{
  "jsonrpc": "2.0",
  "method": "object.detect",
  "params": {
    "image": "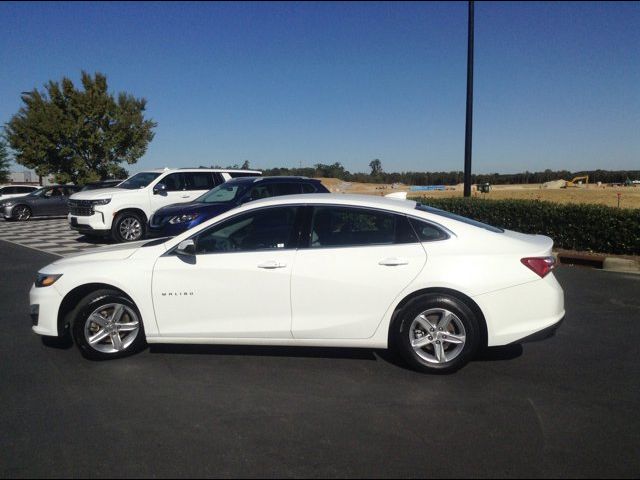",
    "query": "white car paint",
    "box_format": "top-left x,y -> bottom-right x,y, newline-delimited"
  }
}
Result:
30,194 -> 565,351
